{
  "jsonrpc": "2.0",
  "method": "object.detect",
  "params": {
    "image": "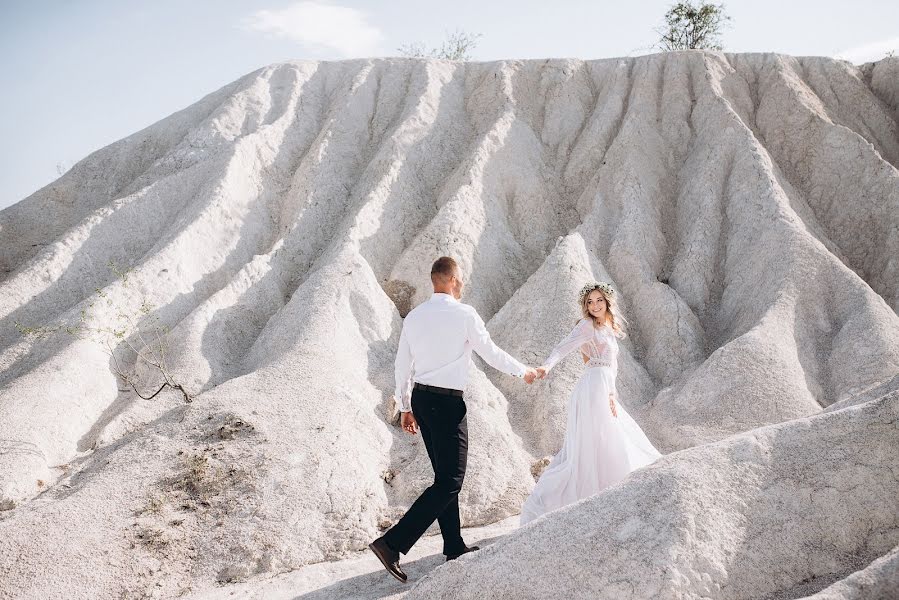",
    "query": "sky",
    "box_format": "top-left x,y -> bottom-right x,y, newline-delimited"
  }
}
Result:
1,0 -> 897,210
